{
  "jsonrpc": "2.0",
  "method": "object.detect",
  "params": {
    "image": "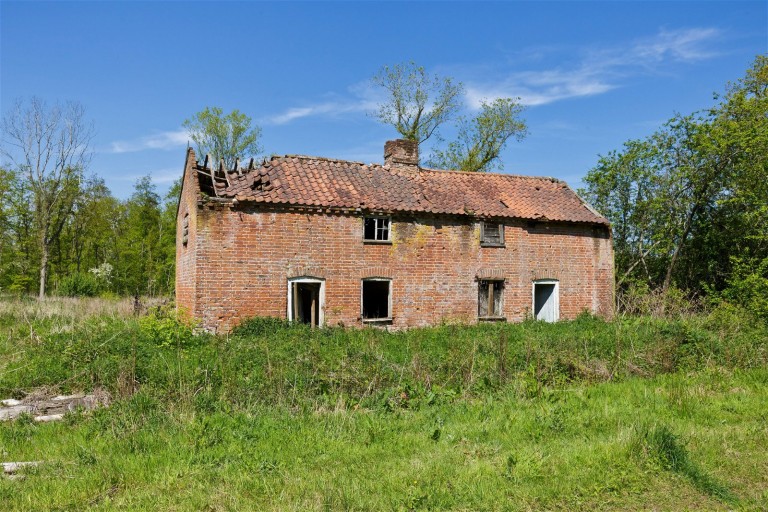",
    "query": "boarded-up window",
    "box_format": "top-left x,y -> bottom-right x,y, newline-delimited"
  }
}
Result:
364,217 -> 391,241
478,280 -> 504,318
481,221 -> 504,246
